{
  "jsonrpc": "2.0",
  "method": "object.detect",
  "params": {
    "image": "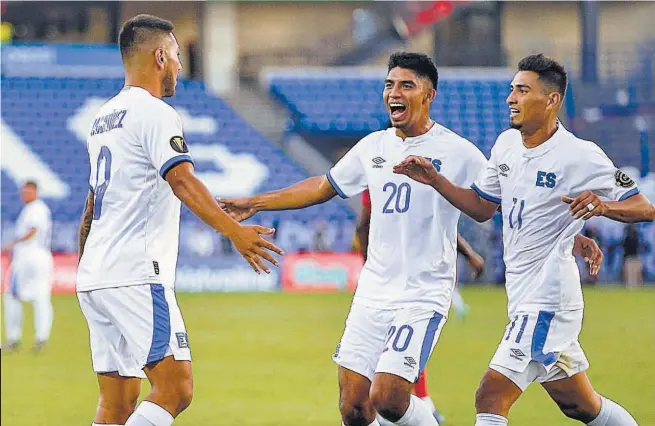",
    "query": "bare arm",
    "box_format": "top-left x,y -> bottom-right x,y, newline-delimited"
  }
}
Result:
457,233 -> 485,277
78,190 -> 94,262
2,227 -> 38,252
166,162 -> 283,274
563,192 -> 655,223
220,175 -> 338,222
393,156 -> 498,222
355,200 -> 371,261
